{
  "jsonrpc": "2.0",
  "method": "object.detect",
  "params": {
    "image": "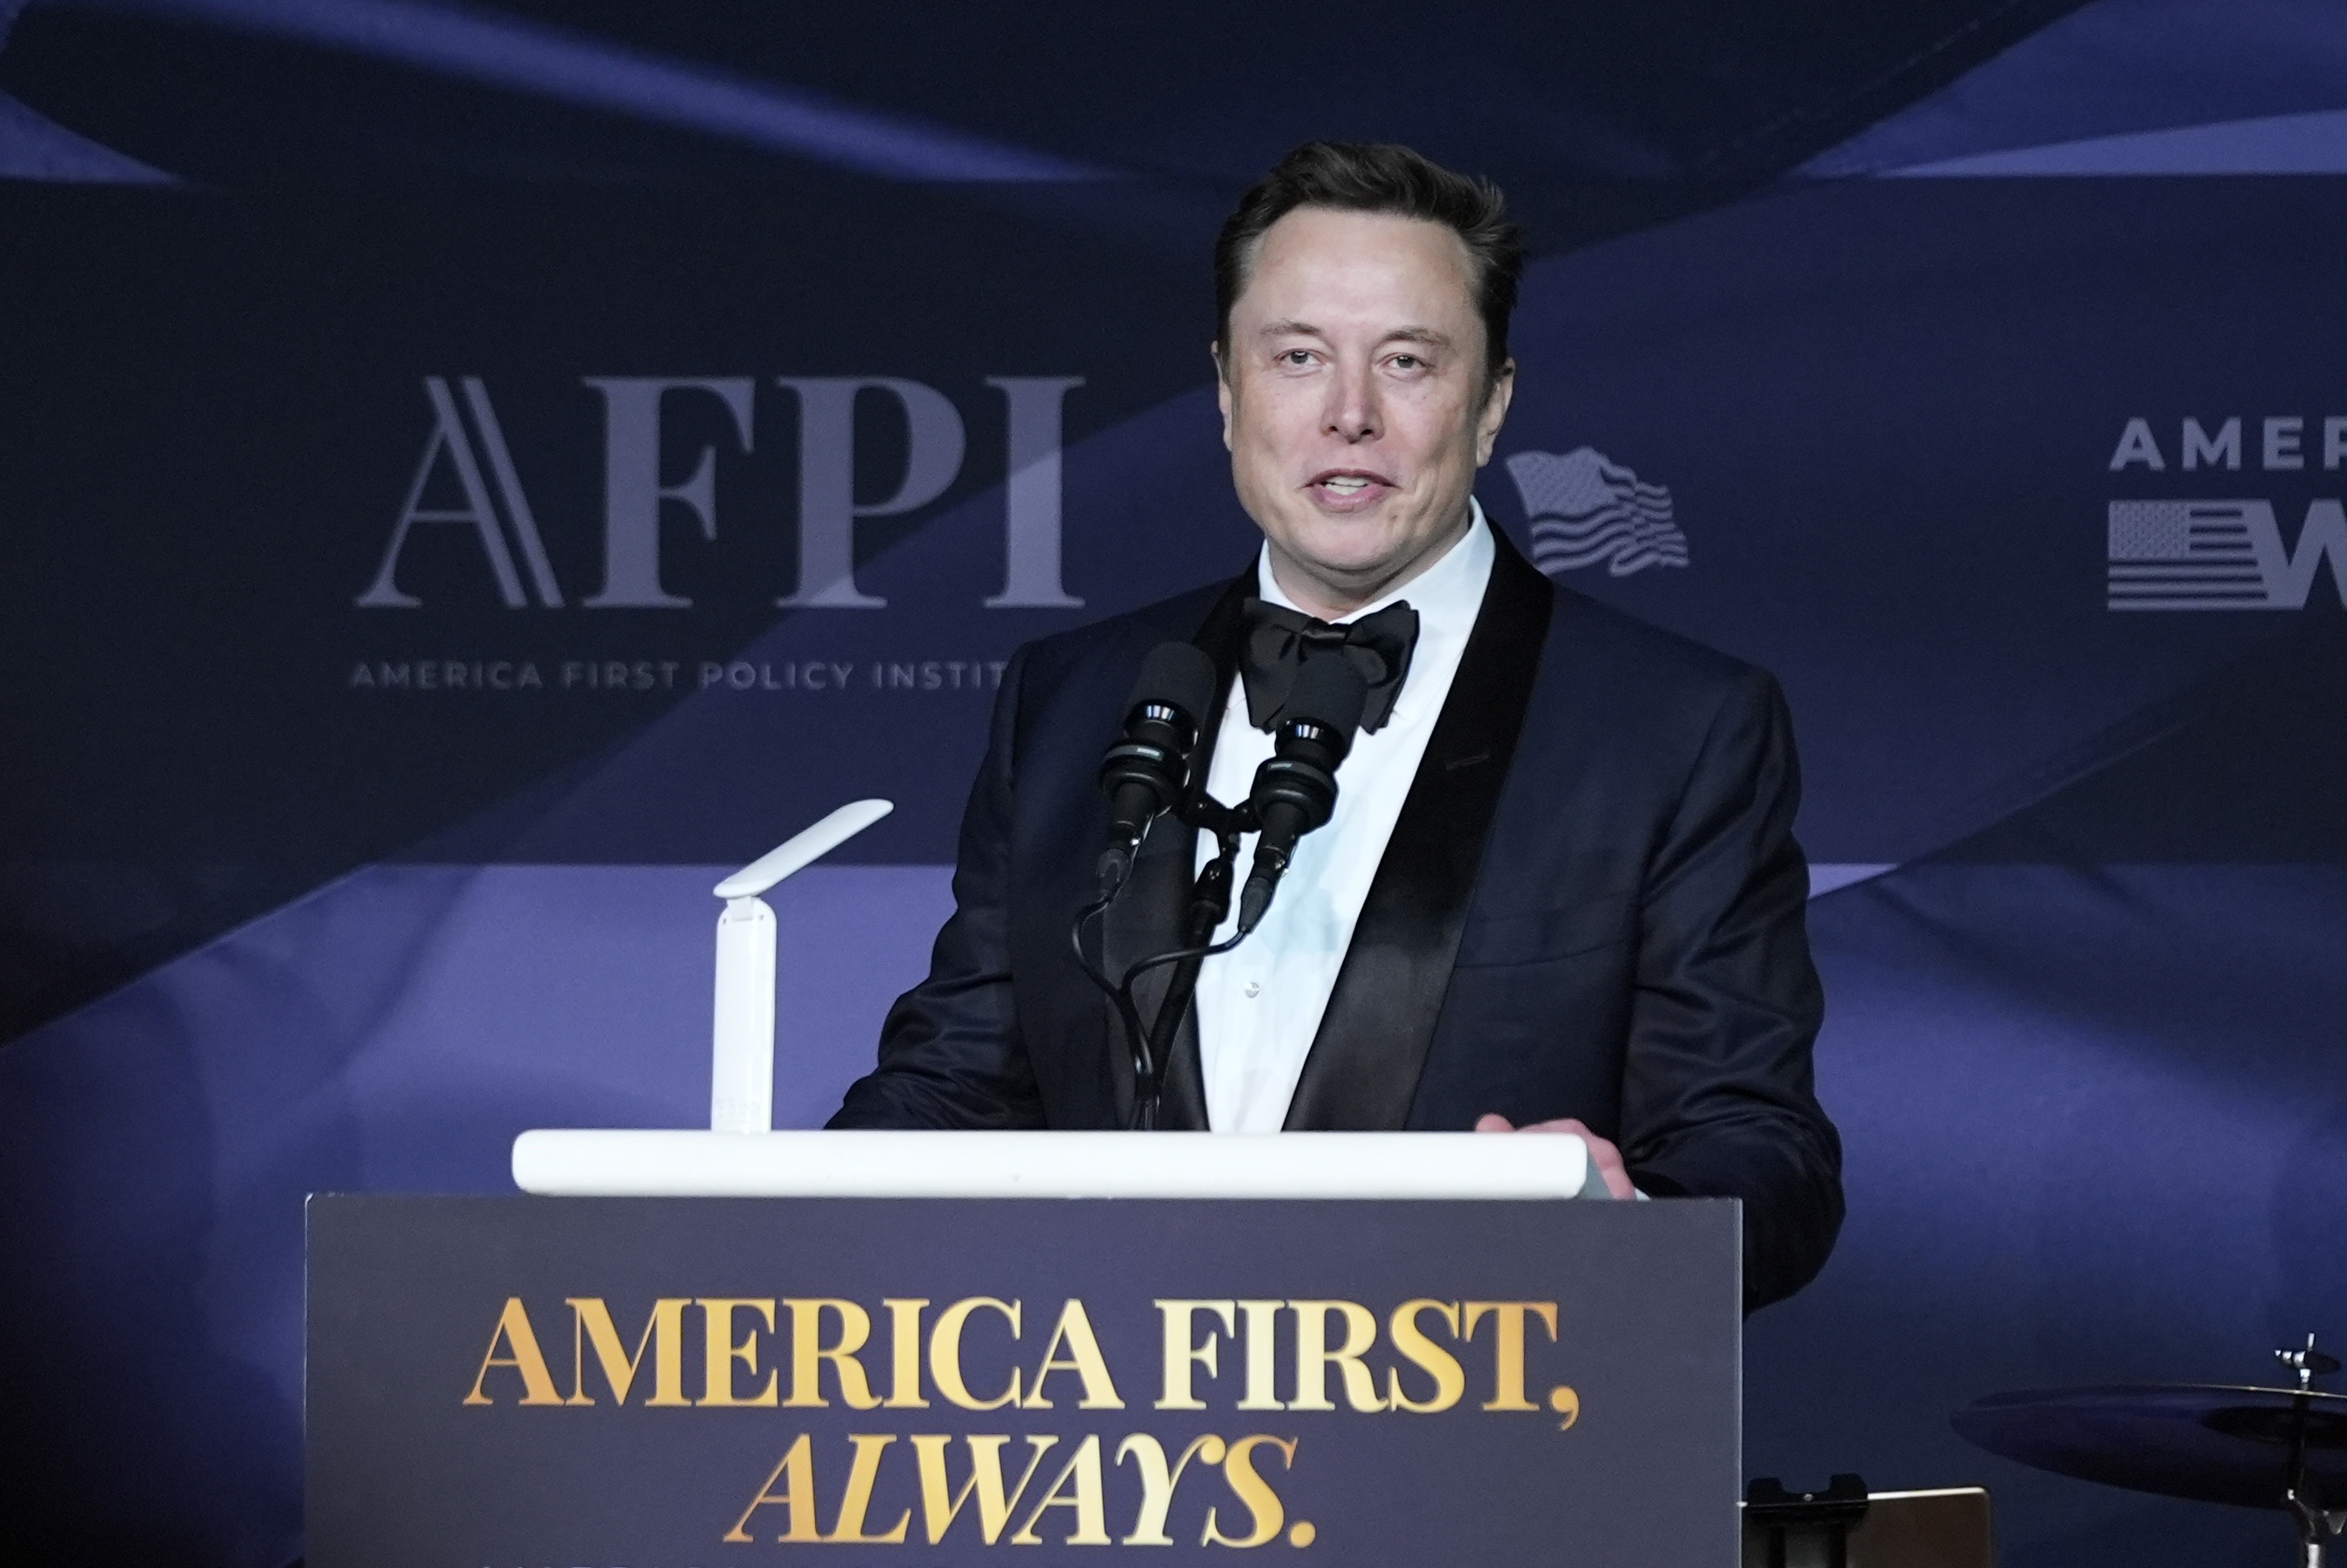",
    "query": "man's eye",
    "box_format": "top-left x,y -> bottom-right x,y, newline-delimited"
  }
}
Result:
1391,354 -> 1421,370
1280,350 -> 1314,366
